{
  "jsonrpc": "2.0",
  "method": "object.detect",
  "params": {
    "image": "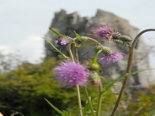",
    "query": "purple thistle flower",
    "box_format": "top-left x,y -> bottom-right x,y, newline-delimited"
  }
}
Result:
100,52 -> 124,64
92,25 -> 113,40
55,37 -> 69,45
54,61 -> 90,87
